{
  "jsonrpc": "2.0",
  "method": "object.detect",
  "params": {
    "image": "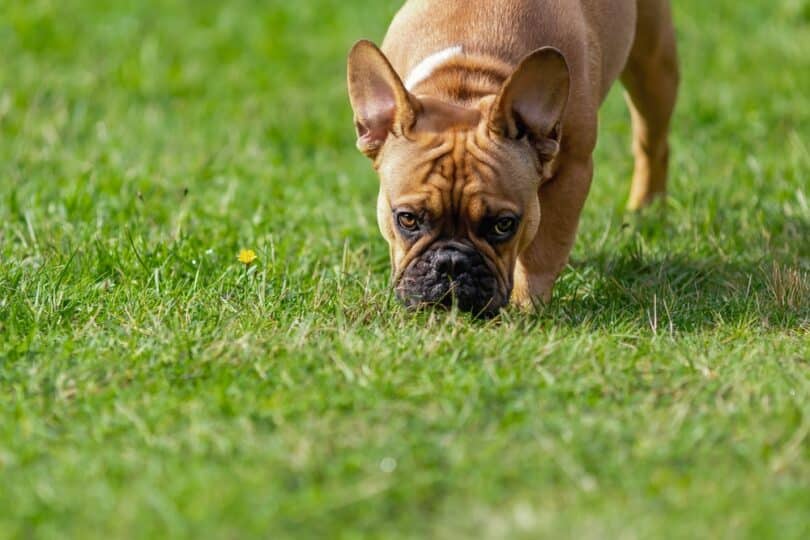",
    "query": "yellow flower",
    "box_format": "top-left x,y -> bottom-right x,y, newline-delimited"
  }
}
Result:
237,249 -> 257,265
